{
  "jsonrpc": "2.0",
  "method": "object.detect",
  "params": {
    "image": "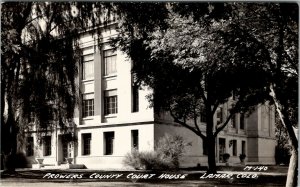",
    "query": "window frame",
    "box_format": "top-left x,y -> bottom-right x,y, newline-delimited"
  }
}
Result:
231,114 -> 236,128
217,107 -> 223,125
82,133 -> 91,155
43,136 -> 52,156
132,85 -> 139,113
104,90 -> 118,116
131,130 -> 139,151
232,140 -> 237,156
240,113 -> 245,130
103,49 -> 117,76
104,131 -> 115,155
82,94 -> 94,118
26,137 -> 34,156
242,140 -> 246,155
82,53 -> 94,80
